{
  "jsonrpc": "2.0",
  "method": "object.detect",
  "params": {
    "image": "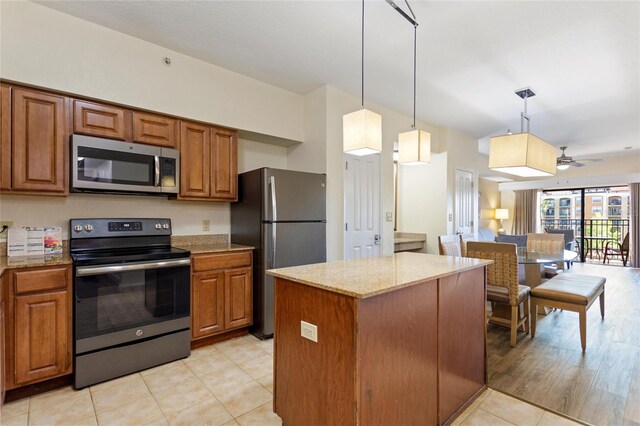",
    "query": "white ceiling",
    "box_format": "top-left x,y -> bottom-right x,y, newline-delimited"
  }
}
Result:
38,0 -> 640,159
